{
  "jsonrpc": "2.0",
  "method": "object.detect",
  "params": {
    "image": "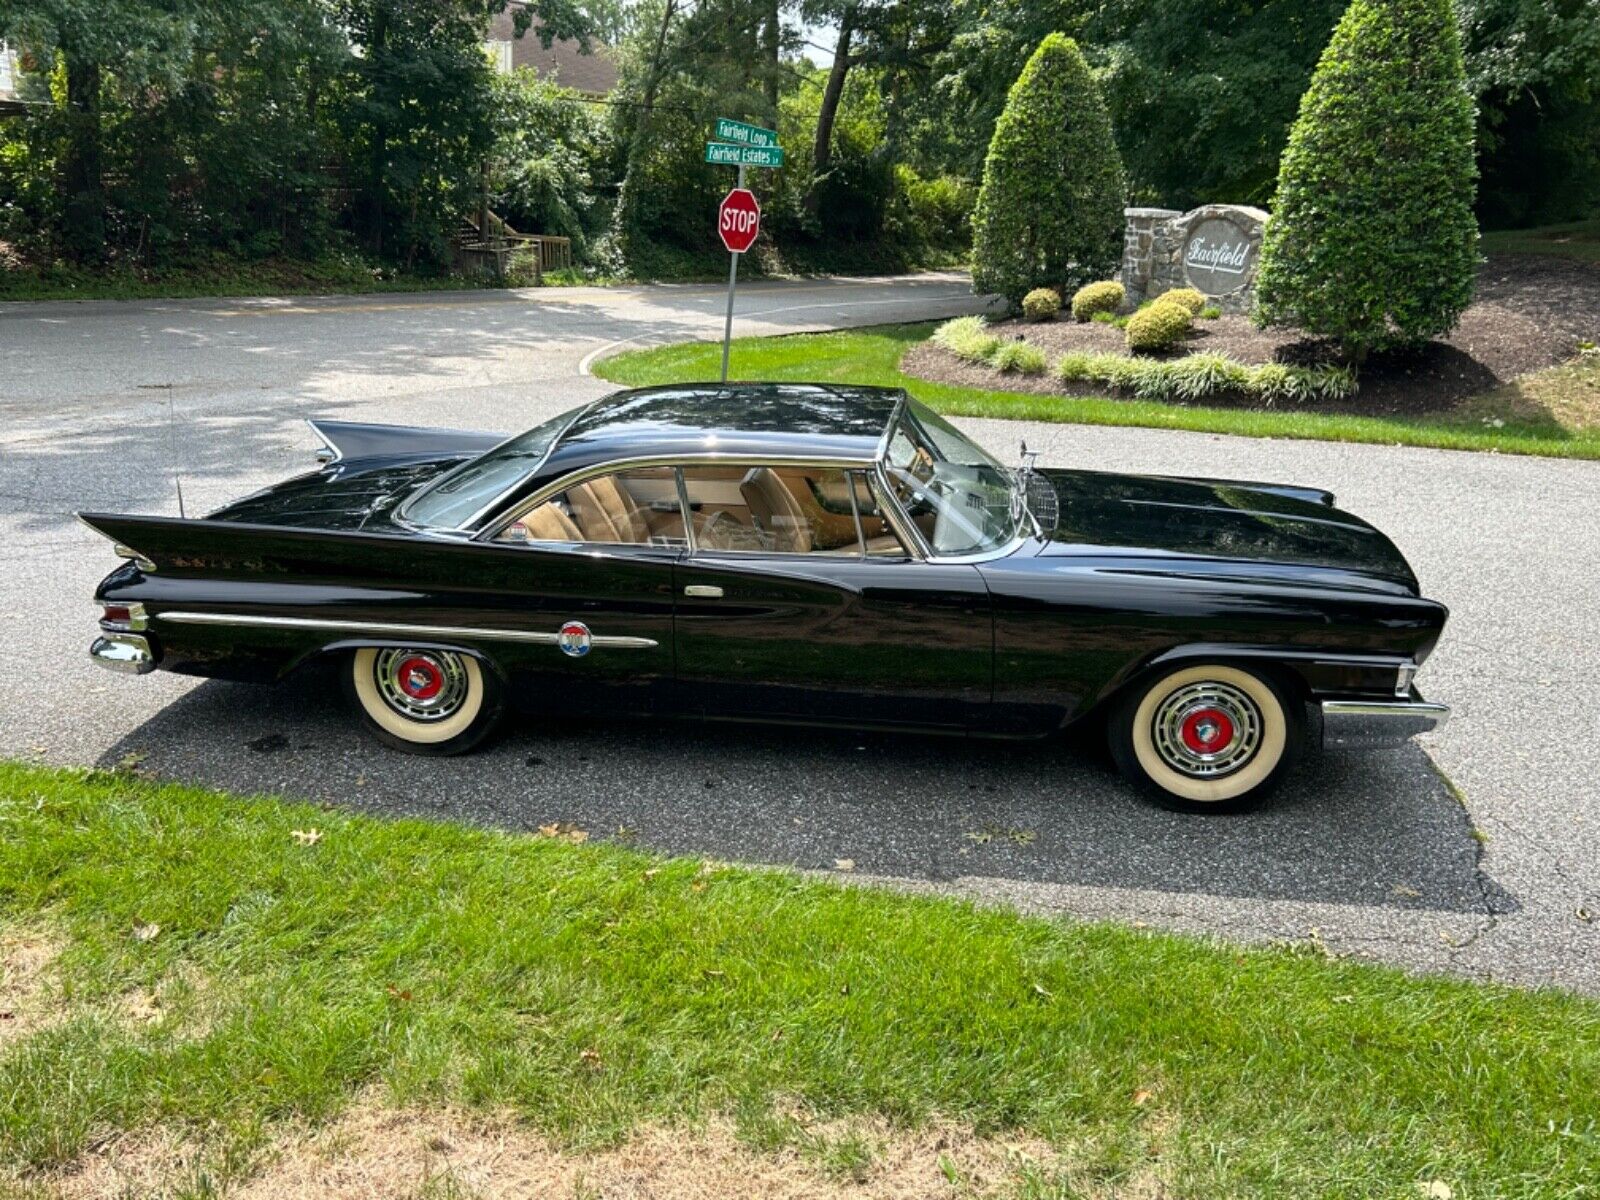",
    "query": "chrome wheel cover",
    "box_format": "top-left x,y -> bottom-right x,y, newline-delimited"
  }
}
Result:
1151,680 -> 1263,778
372,648 -> 470,723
